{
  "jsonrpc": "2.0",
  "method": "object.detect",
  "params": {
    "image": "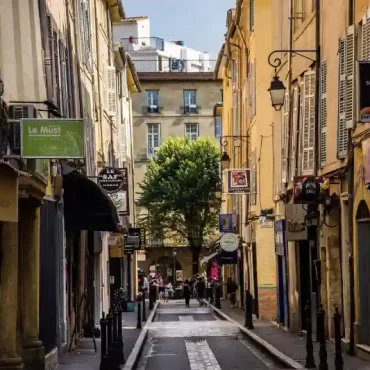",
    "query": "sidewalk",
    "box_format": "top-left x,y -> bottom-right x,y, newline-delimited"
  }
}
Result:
216,300 -> 370,370
57,302 -> 149,370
